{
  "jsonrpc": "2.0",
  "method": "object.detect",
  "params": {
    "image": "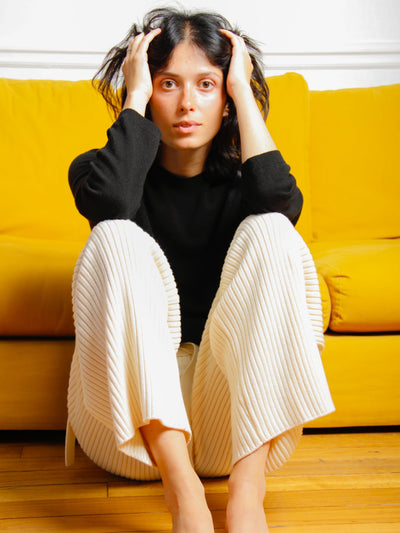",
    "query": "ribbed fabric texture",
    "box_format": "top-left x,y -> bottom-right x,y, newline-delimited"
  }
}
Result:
68,220 -> 189,479
191,213 -> 334,475
67,214 -> 334,480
